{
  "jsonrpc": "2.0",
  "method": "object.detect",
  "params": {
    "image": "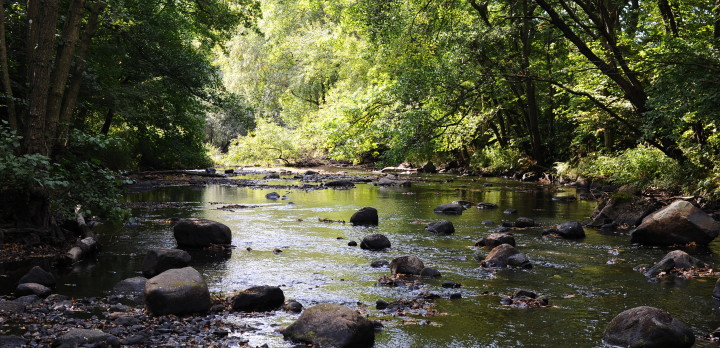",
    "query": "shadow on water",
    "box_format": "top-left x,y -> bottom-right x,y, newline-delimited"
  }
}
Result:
6,174 -> 720,347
